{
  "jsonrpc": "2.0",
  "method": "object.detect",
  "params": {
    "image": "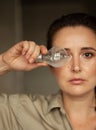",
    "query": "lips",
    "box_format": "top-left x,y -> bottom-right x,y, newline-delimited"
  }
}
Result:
69,78 -> 86,85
